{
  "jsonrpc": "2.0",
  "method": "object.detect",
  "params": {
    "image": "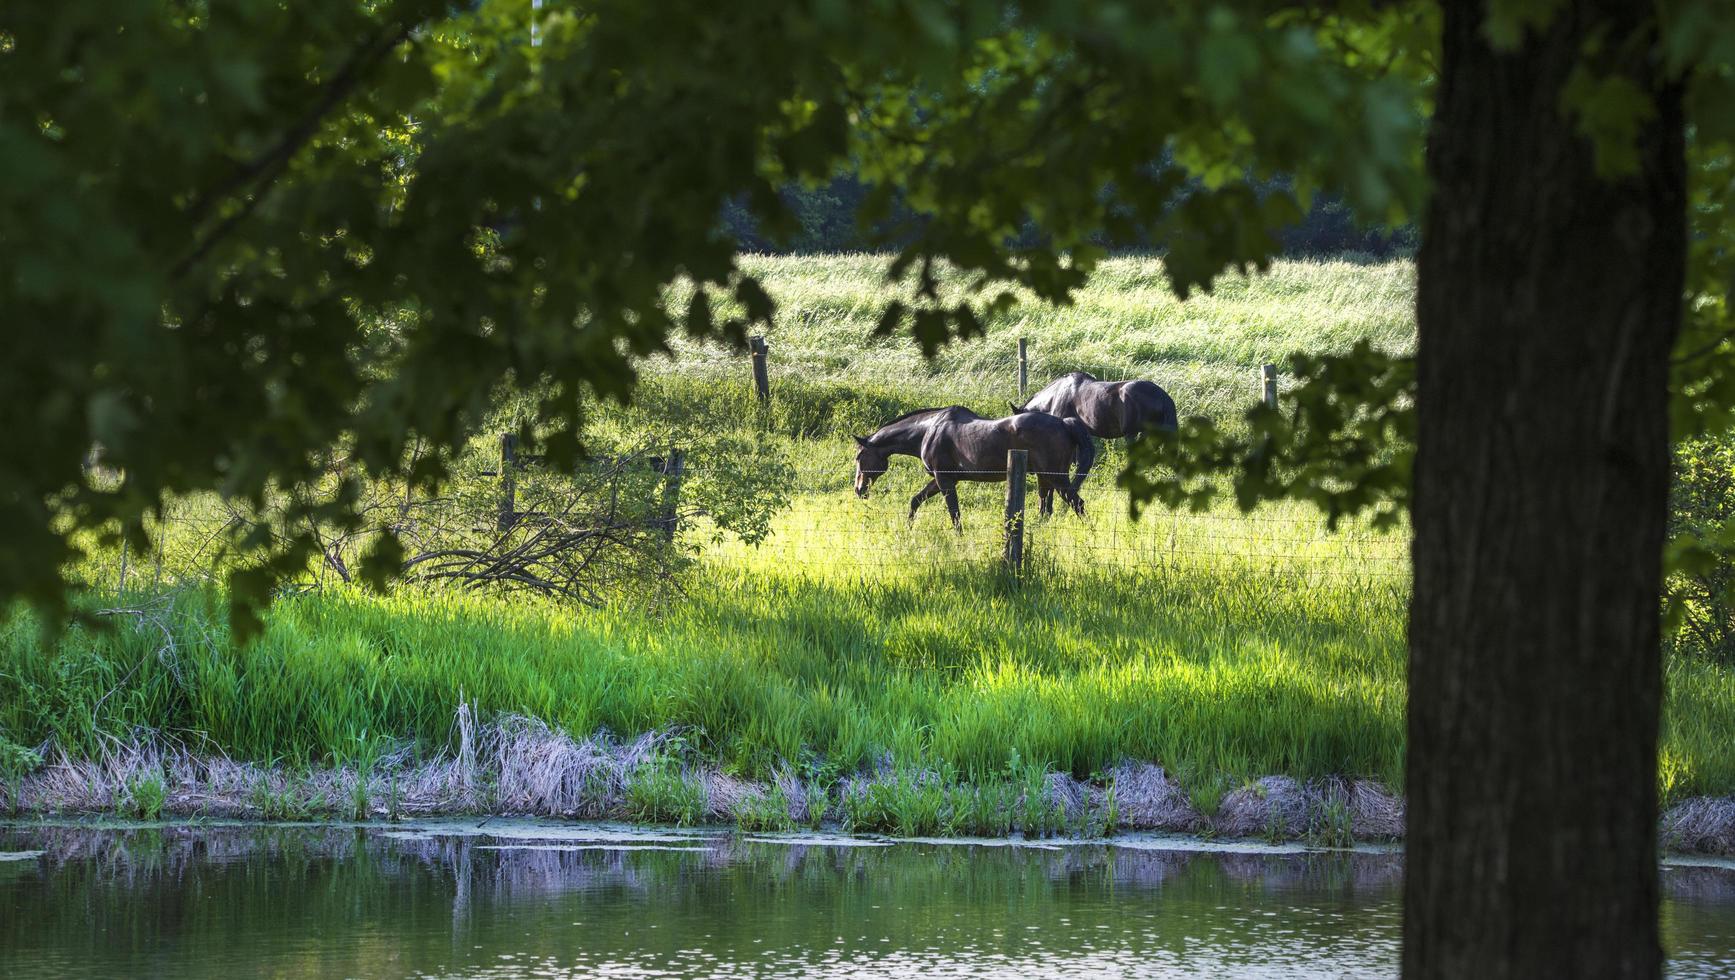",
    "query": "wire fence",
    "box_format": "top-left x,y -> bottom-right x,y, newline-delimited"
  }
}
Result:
688,457 -> 1409,588
78,351 -> 1378,596
79,449 -> 1410,599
